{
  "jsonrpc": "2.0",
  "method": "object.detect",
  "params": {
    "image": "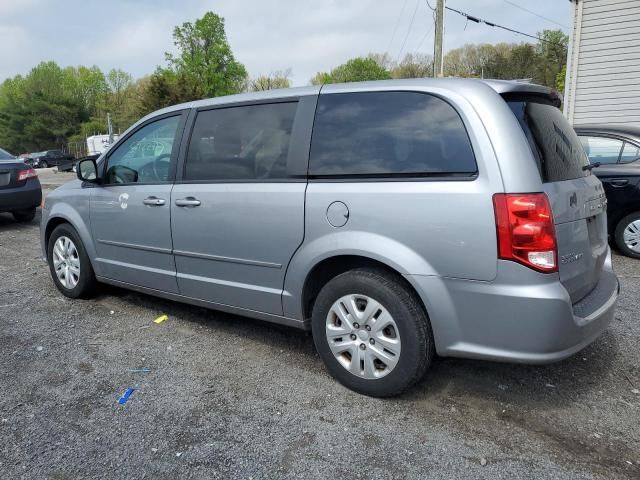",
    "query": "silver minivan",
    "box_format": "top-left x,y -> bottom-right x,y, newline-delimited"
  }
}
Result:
41,79 -> 619,397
